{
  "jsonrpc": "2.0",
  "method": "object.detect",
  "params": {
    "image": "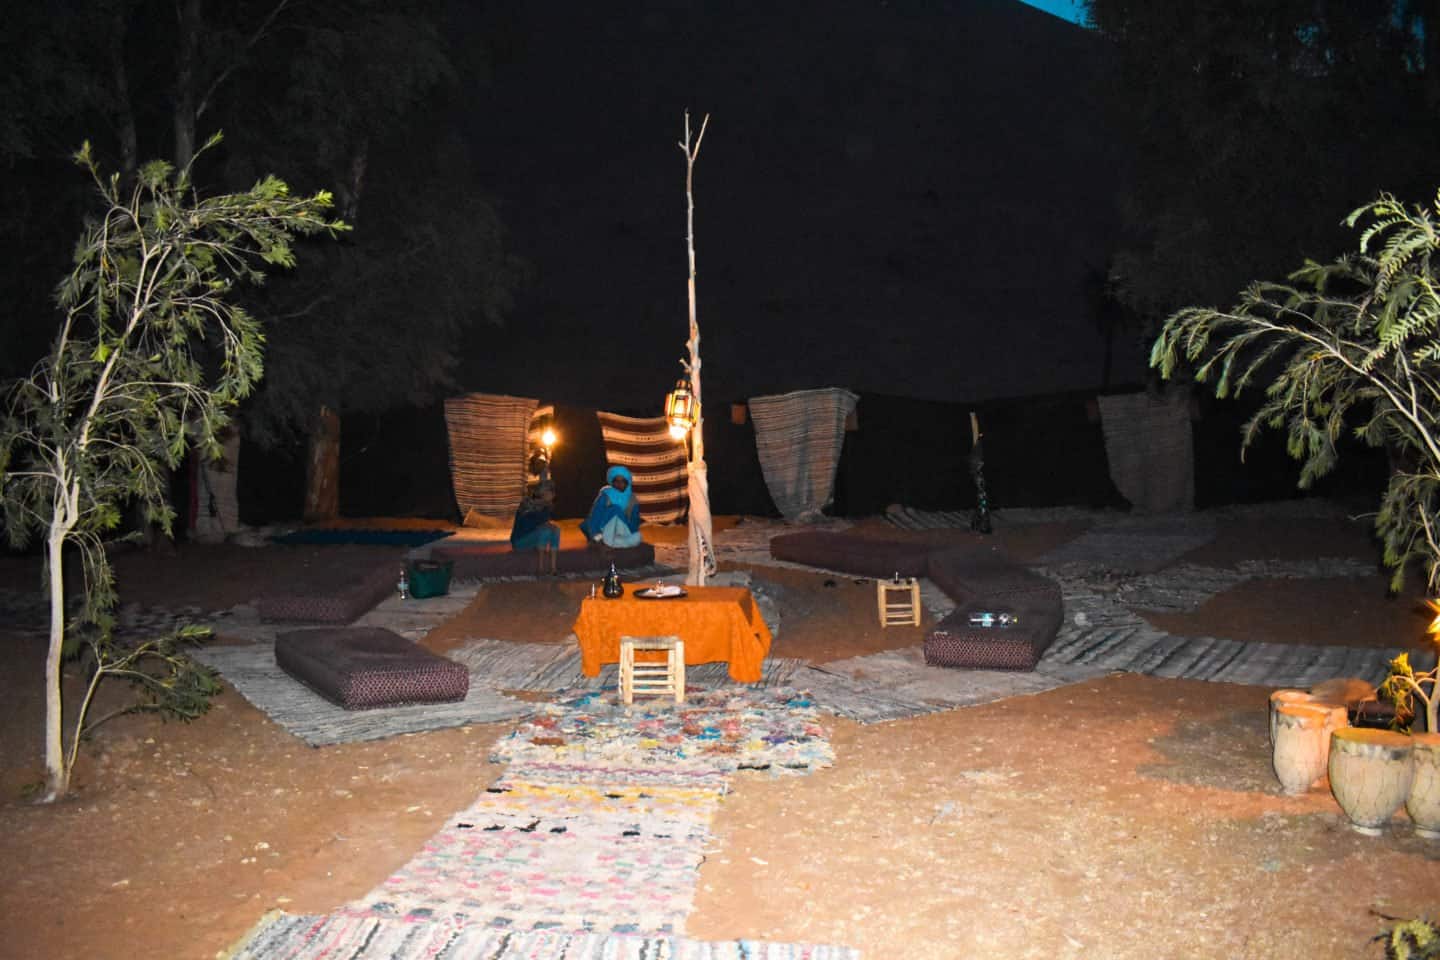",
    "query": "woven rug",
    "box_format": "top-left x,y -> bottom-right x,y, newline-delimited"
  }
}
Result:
748,388 -> 858,522
268,529 -> 452,547
450,639 -> 806,693
192,642 -> 532,746
443,392 -> 538,525
800,647 -> 1104,724
597,411 -> 689,524
226,912 -> 861,960
1034,516 -> 1217,574
345,779 -> 722,935
491,687 -> 835,777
